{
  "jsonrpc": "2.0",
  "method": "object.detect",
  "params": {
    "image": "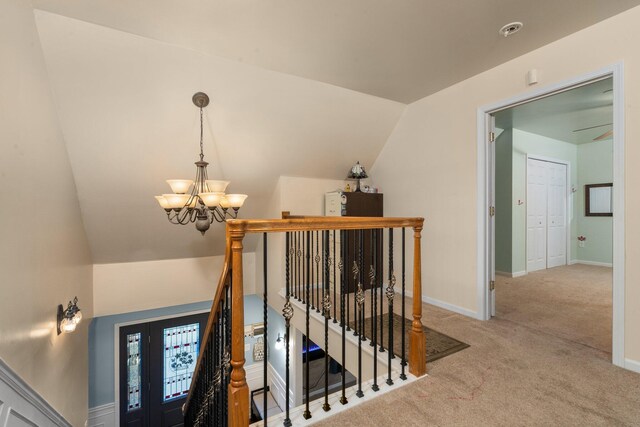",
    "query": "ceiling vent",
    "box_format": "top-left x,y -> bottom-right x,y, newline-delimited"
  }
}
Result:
499,22 -> 523,37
